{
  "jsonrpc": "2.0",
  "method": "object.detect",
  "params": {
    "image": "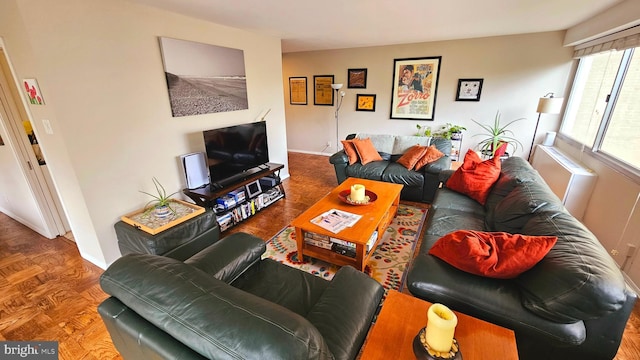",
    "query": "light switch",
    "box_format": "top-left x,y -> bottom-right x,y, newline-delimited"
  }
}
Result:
42,119 -> 53,134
